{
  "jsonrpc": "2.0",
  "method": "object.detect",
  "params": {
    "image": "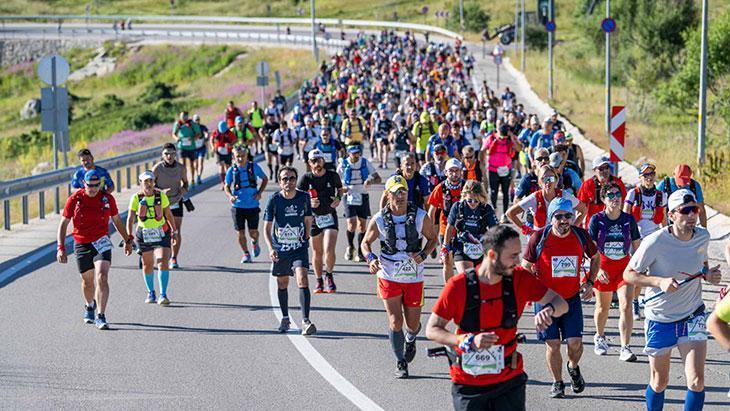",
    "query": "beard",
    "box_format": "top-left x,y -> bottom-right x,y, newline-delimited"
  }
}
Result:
555,221 -> 571,235
489,253 -> 514,277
